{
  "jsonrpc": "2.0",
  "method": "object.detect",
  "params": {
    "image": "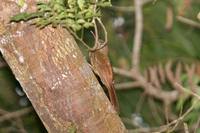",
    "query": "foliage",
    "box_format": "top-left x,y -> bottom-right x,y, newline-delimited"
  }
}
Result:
11,0 -> 111,31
